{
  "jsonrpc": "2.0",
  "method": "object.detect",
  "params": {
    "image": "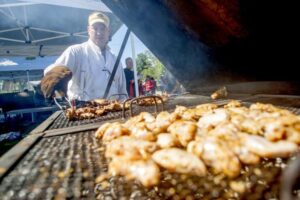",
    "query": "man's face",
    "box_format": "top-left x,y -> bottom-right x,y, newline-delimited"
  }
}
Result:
126,58 -> 133,69
88,22 -> 110,49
